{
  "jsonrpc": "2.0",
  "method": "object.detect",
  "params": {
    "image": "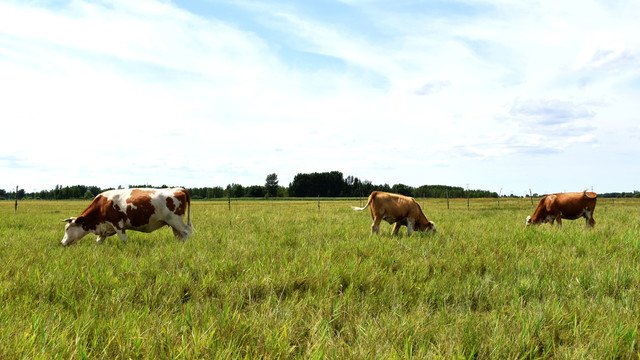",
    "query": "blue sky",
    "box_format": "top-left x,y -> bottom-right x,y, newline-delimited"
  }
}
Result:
1,0 -> 639,195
